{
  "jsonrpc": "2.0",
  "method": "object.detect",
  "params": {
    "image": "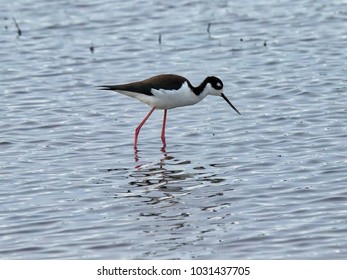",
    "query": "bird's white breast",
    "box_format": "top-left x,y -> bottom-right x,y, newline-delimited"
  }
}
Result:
149,82 -> 202,109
